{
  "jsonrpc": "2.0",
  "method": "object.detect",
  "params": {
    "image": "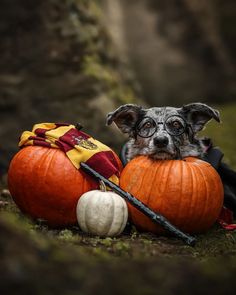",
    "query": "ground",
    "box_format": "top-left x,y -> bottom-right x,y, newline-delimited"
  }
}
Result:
0,104 -> 236,294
